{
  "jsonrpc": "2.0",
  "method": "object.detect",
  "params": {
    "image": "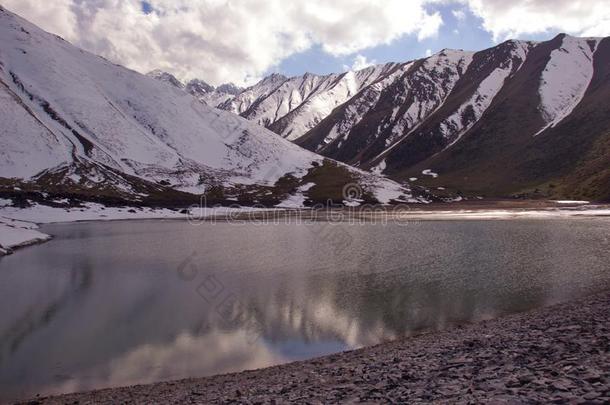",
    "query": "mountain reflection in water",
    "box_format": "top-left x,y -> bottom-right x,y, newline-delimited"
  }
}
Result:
0,218 -> 609,400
